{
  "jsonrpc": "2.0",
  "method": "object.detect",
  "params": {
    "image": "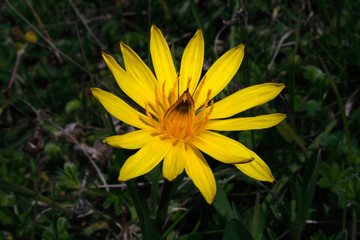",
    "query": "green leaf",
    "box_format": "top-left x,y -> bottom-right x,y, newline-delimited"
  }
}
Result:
223,219 -> 253,240
58,163 -> 81,190
82,221 -> 109,235
0,208 -> 14,224
334,231 -> 347,240
65,99 -> 82,114
214,181 -> 233,220
304,65 -> 325,81
127,179 -> 162,240
276,121 -> 308,155
71,234 -> 98,240
57,217 -> 70,239
318,162 -> 351,189
179,232 -> 204,240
